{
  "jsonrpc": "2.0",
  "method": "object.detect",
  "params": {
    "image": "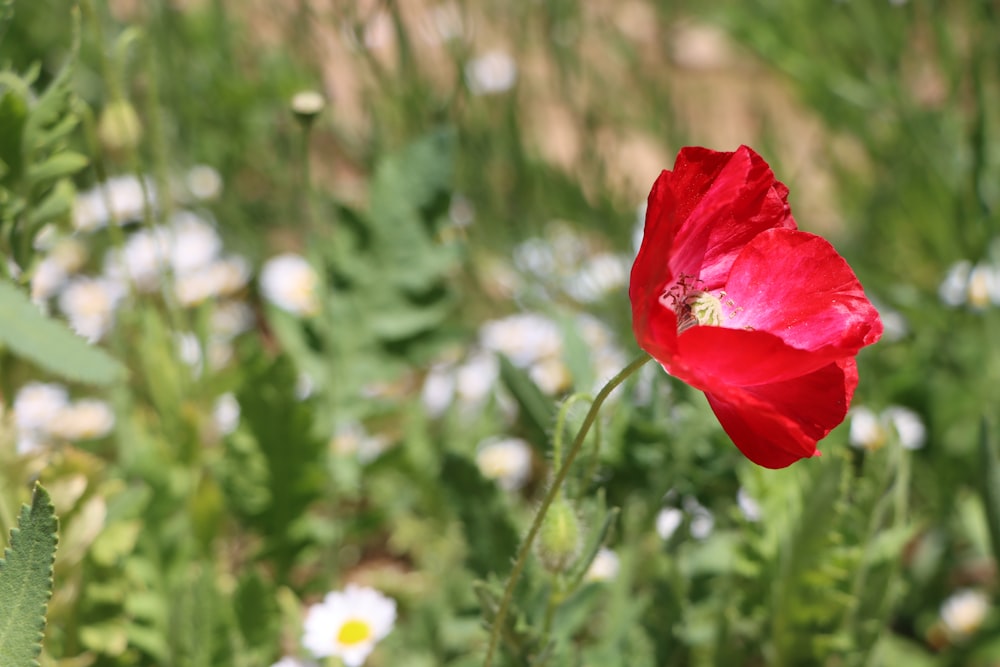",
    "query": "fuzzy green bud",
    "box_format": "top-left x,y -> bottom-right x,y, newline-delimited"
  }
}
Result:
536,497 -> 582,573
97,99 -> 143,154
